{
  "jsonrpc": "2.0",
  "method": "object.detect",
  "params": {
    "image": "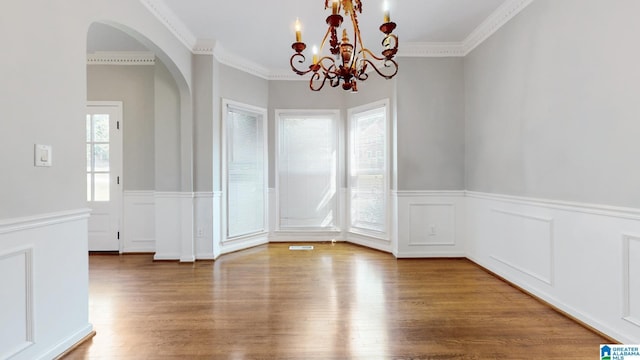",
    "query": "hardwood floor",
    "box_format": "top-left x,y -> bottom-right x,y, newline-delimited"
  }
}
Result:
62,243 -> 609,359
